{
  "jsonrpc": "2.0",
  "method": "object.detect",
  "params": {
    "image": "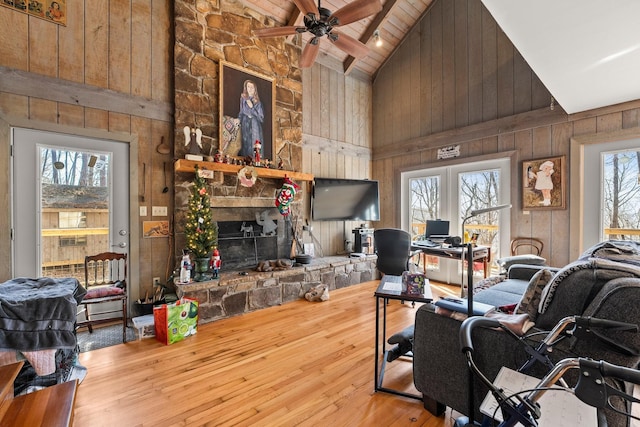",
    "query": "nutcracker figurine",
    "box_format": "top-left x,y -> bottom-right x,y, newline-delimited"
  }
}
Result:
254,140 -> 262,166
210,247 -> 222,279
